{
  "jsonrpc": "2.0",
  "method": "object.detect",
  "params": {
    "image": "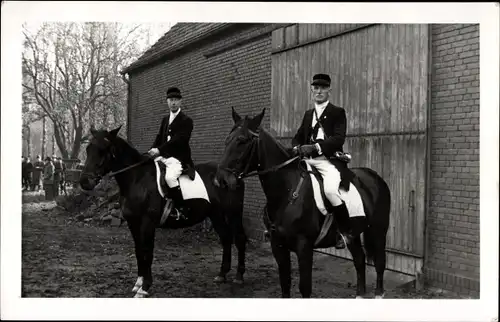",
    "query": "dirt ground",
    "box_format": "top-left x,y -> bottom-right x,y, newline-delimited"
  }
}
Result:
21,192 -> 463,299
